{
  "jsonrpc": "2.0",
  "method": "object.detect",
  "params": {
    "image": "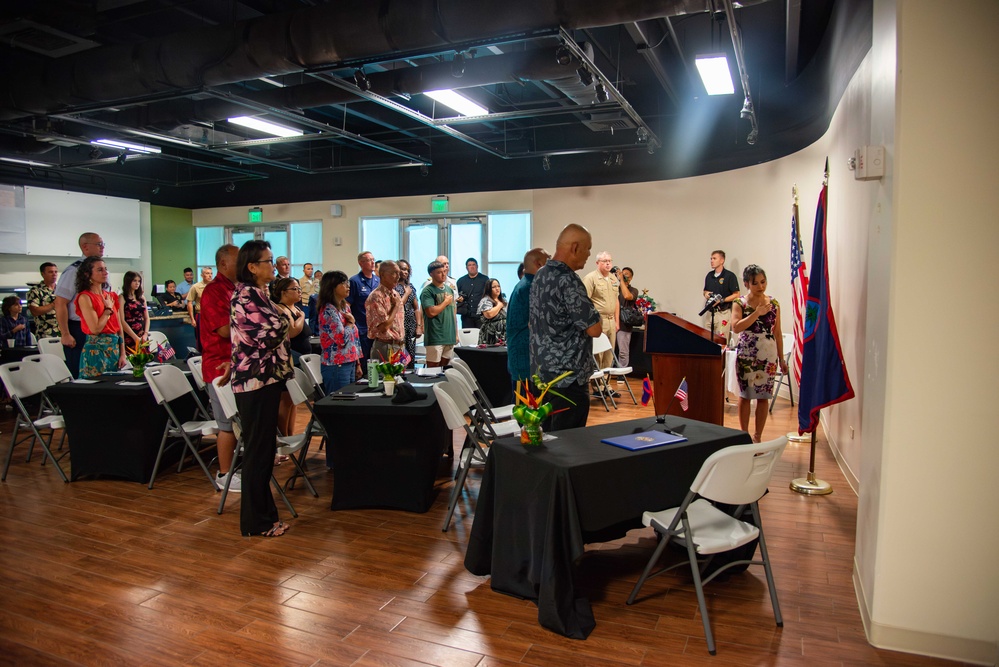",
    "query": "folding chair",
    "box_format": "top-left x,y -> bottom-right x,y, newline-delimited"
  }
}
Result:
144,364 -> 219,490
443,369 -> 518,441
589,334 -> 616,411
211,376 -> 299,517
186,355 -> 207,390
22,353 -> 72,386
449,357 -> 514,421
0,361 -> 68,482
626,437 -> 788,655
435,383 -> 492,532
457,328 -> 479,347
37,336 -> 65,360
279,368 -> 323,495
603,350 -> 638,405
298,353 -> 326,398
769,333 -> 795,414
148,330 -> 170,349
